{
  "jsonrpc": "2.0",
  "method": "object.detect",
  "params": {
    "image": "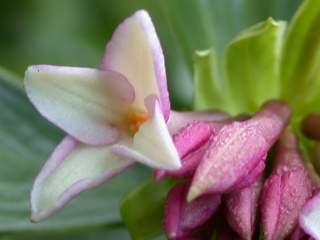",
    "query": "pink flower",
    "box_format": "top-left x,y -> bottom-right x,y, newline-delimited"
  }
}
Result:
155,114 -> 249,181
225,178 -> 262,240
24,10 -> 219,222
163,183 -> 220,239
187,100 -> 290,201
261,131 -> 312,240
